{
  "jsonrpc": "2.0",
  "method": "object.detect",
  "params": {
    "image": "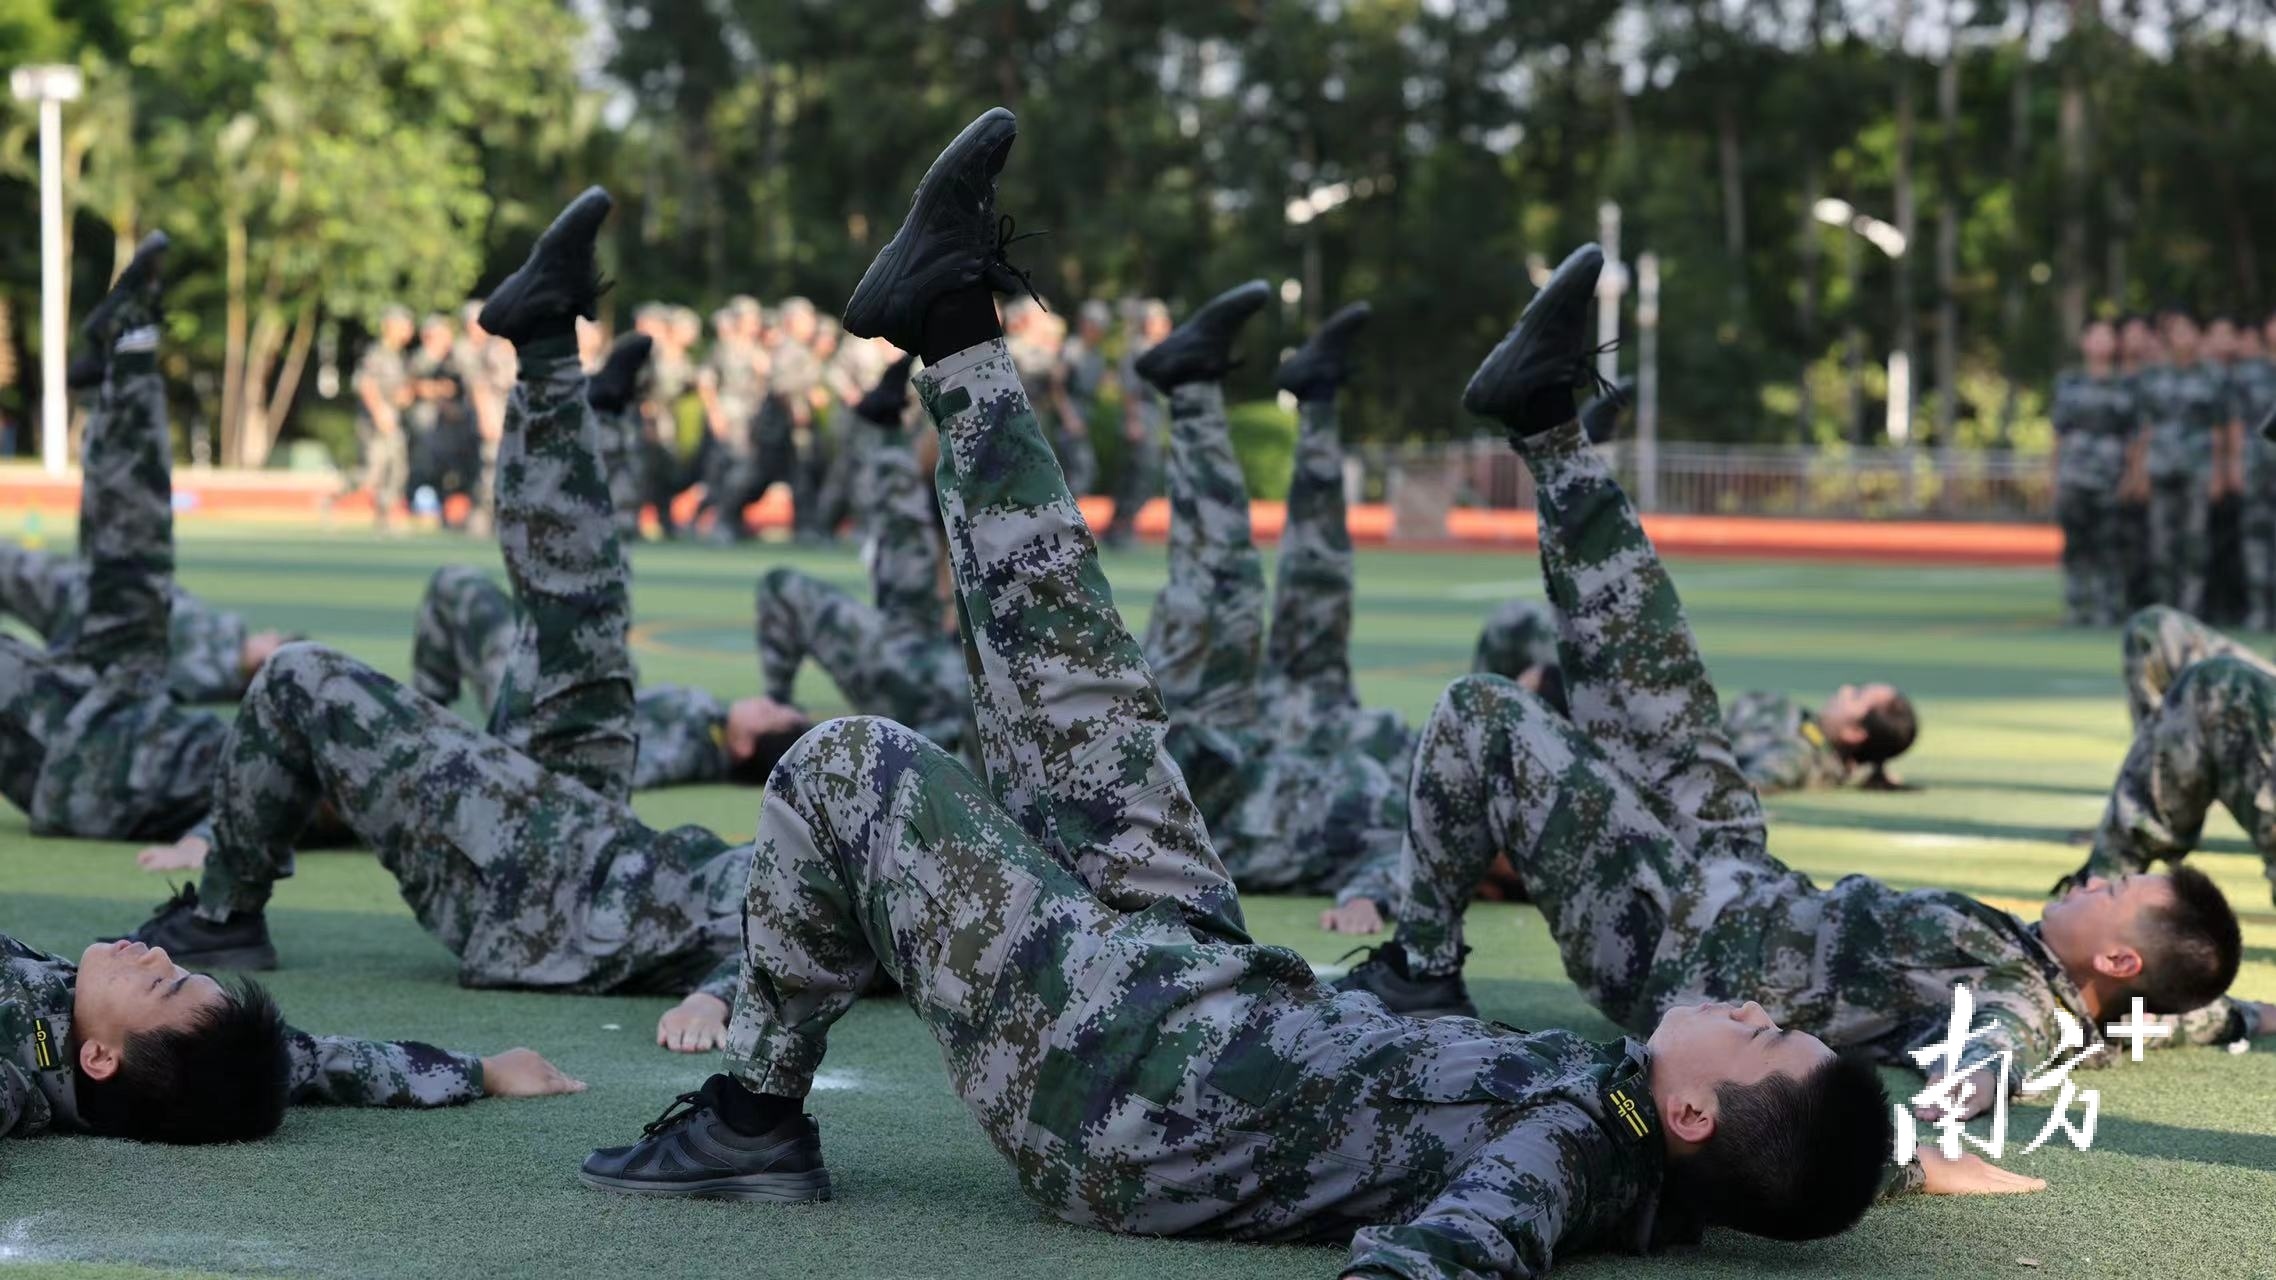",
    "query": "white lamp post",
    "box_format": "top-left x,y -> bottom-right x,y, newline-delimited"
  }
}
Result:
1814,197 -> 1911,447
12,63 -> 83,475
